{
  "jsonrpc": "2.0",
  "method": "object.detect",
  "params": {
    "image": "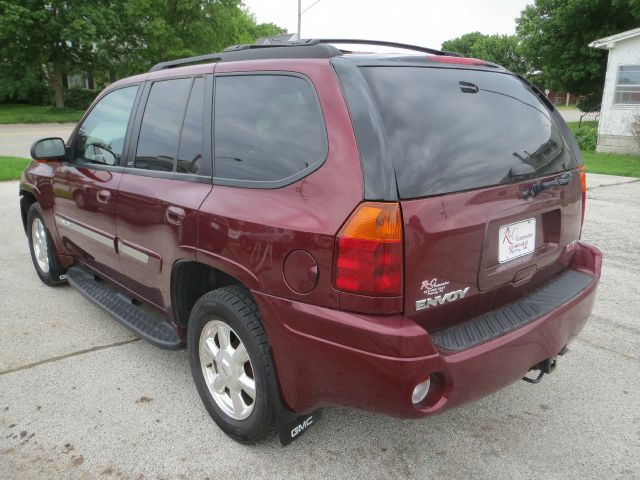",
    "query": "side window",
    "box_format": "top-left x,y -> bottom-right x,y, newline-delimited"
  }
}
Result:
214,75 -> 326,184
74,85 -> 138,166
134,78 -> 192,172
177,77 -> 205,174
614,65 -> 640,104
